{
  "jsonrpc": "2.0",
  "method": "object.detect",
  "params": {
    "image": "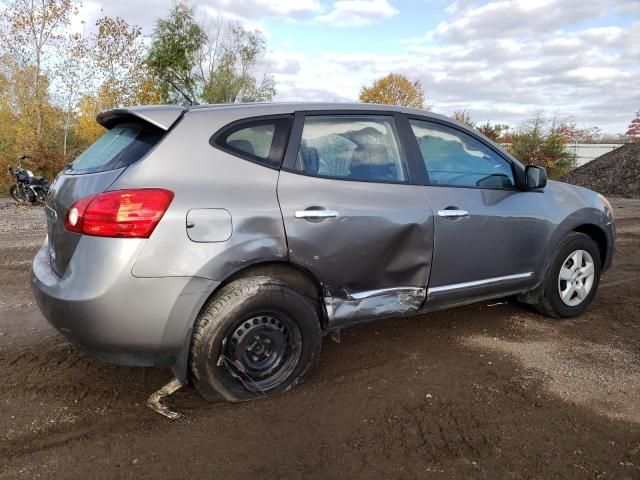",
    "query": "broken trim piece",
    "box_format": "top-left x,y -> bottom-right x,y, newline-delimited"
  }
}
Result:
146,378 -> 184,420
325,286 -> 426,329
348,287 -> 425,301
